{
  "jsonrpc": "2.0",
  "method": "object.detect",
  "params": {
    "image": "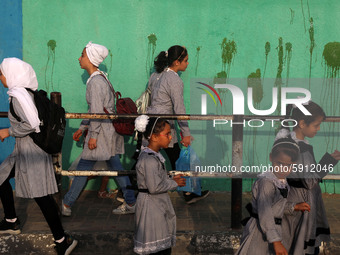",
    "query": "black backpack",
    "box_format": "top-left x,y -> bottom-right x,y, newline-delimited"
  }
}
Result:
10,88 -> 66,154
